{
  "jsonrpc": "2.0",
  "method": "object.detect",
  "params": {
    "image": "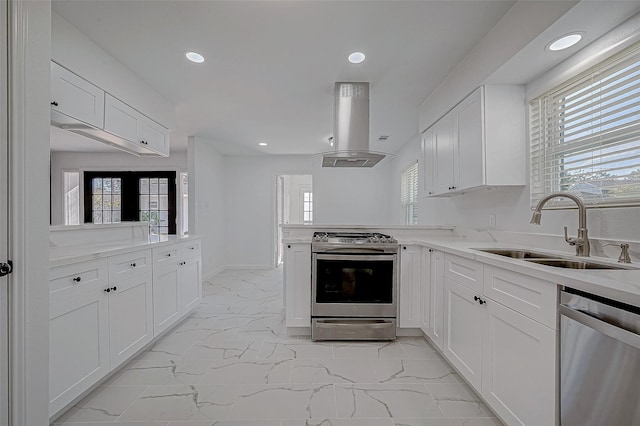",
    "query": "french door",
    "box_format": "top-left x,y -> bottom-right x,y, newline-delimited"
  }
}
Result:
0,1 -> 10,424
